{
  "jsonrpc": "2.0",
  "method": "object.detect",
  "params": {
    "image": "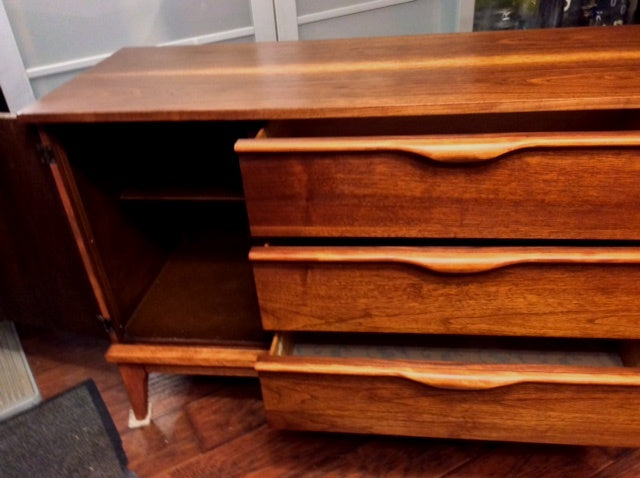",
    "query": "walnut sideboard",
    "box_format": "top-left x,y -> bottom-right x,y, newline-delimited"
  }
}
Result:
20,26 -> 640,445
